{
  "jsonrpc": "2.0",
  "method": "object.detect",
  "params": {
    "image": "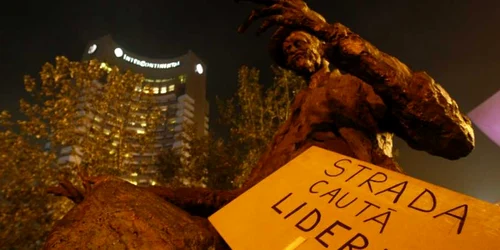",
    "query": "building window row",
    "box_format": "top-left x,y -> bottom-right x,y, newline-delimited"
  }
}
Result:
144,77 -> 174,83
137,85 -> 176,94
143,74 -> 187,84
141,75 -> 186,93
